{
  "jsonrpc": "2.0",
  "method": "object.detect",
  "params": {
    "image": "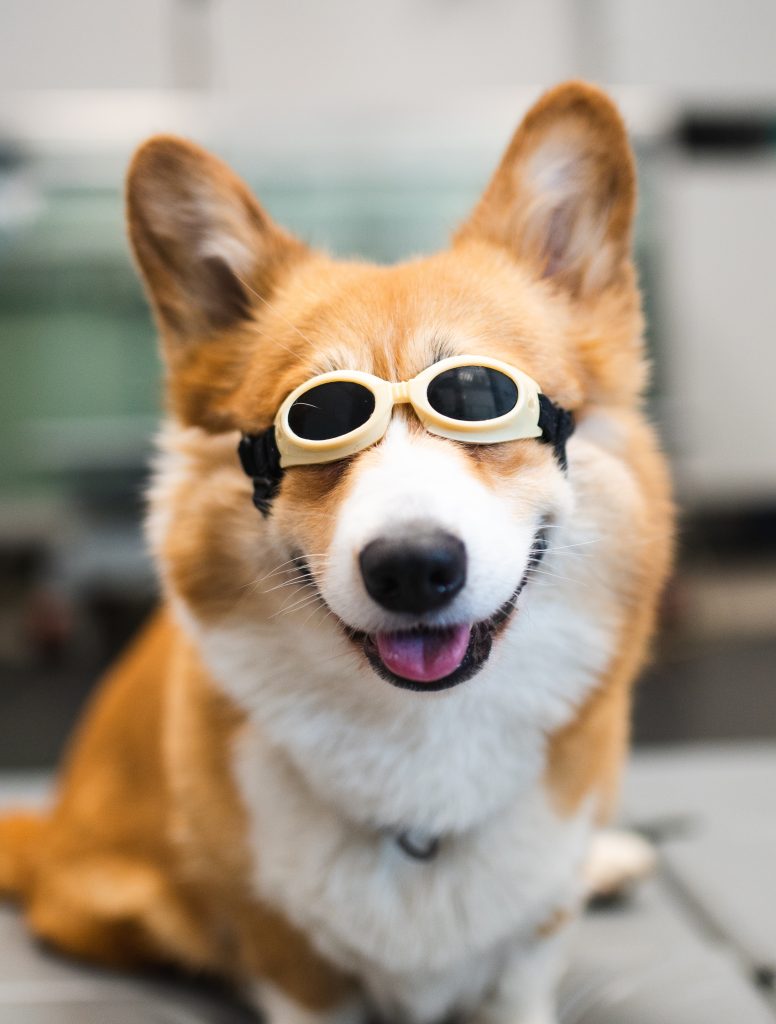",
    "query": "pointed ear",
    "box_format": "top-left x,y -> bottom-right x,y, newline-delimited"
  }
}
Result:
127,135 -> 306,344
455,82 -> 636,299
